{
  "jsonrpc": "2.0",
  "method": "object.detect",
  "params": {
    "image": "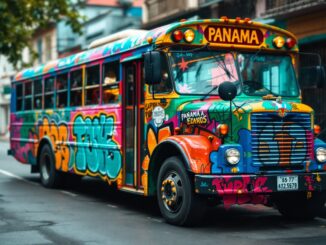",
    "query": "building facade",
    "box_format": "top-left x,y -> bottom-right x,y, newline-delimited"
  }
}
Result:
0,56 -> 14,137
58,0 -> 143,57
